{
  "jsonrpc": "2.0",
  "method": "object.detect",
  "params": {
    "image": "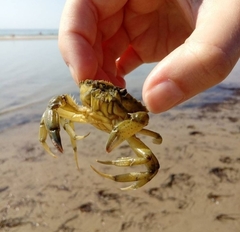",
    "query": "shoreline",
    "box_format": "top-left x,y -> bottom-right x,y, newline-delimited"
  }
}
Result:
0,35 -> 58,40
1,86 -> 239,133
